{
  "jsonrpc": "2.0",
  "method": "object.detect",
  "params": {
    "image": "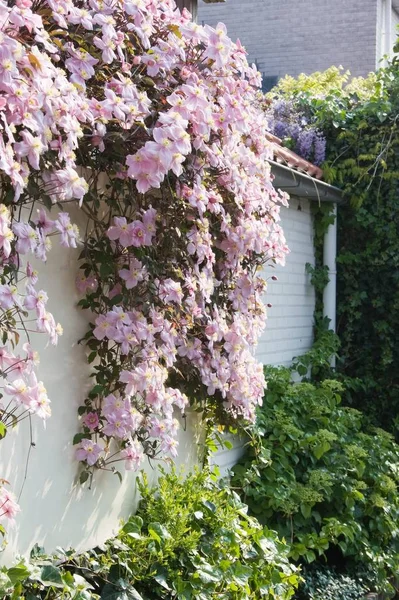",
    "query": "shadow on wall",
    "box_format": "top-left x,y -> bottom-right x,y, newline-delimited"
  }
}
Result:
0,207 -> 202,565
